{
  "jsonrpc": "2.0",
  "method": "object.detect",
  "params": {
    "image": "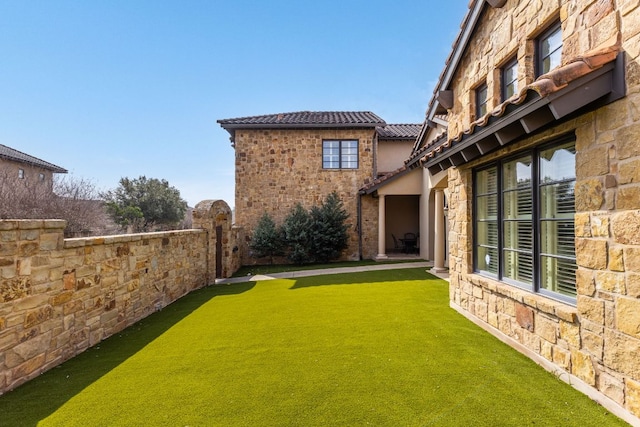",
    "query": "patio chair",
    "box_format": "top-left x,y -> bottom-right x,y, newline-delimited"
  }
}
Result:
392,234 -> 403,253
